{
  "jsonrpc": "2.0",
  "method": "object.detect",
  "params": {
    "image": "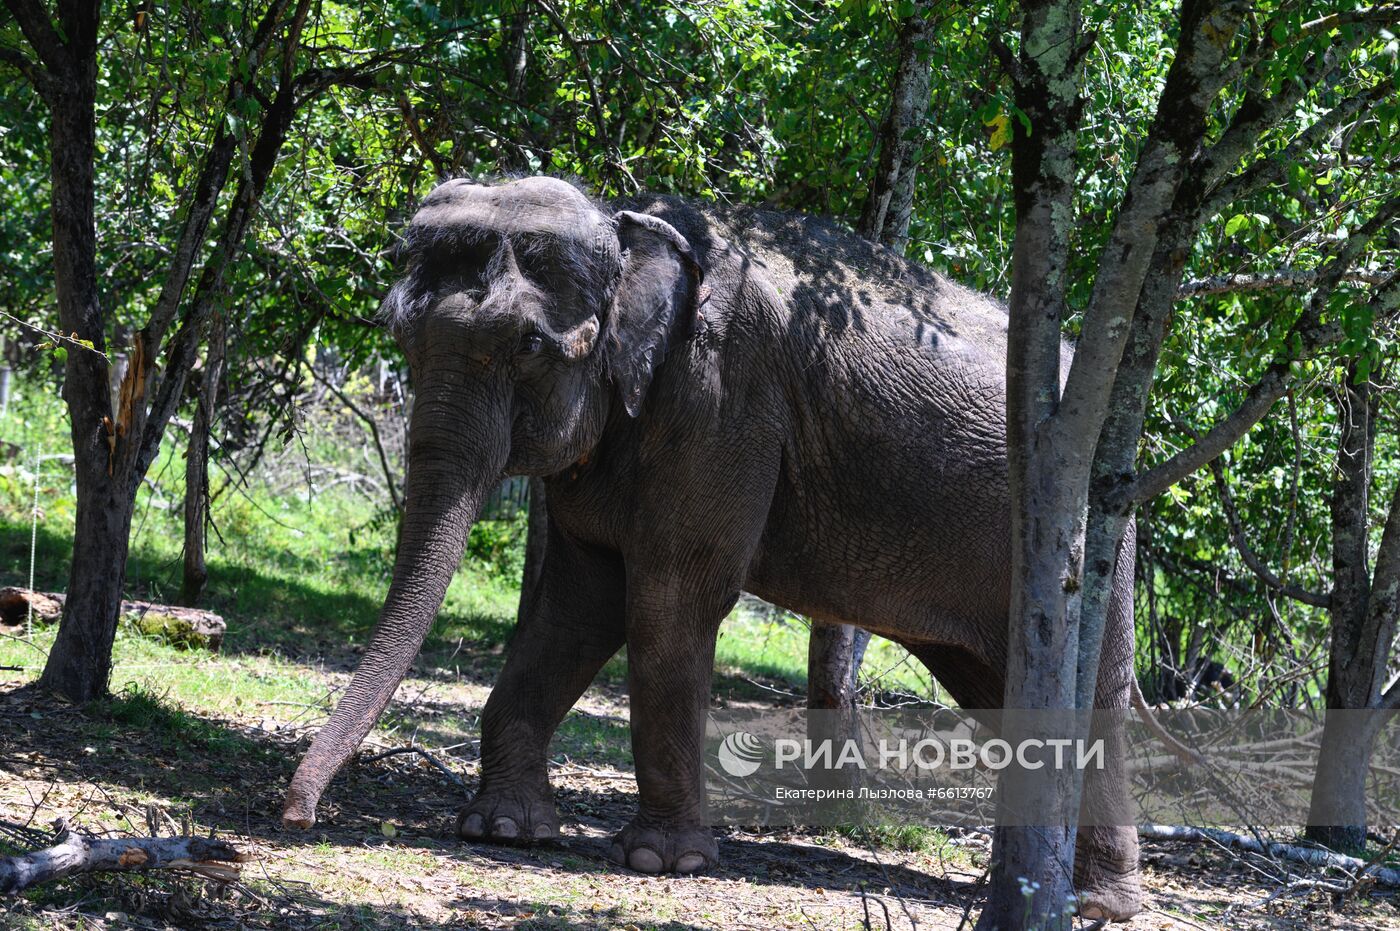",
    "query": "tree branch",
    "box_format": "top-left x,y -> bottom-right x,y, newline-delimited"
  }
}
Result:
1207,458 -> 1332,608
305,364 -> 402,513
0,820 -> 246,894
1057,0 -> 1247,446
531,0 -> 614,179
1139,824 -> 1400,886
136,0 -> 296,369
135,0 -> 314,480
0,42 -> 58,99
1,0 -> 68,78
1201,80 -> 1391,222
988,34 -> 1021,83
1129,211 -> 1400,505
1300,6 -> 1400,36
1368,476 -> 1400,709
1177,267 -> 1395,299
